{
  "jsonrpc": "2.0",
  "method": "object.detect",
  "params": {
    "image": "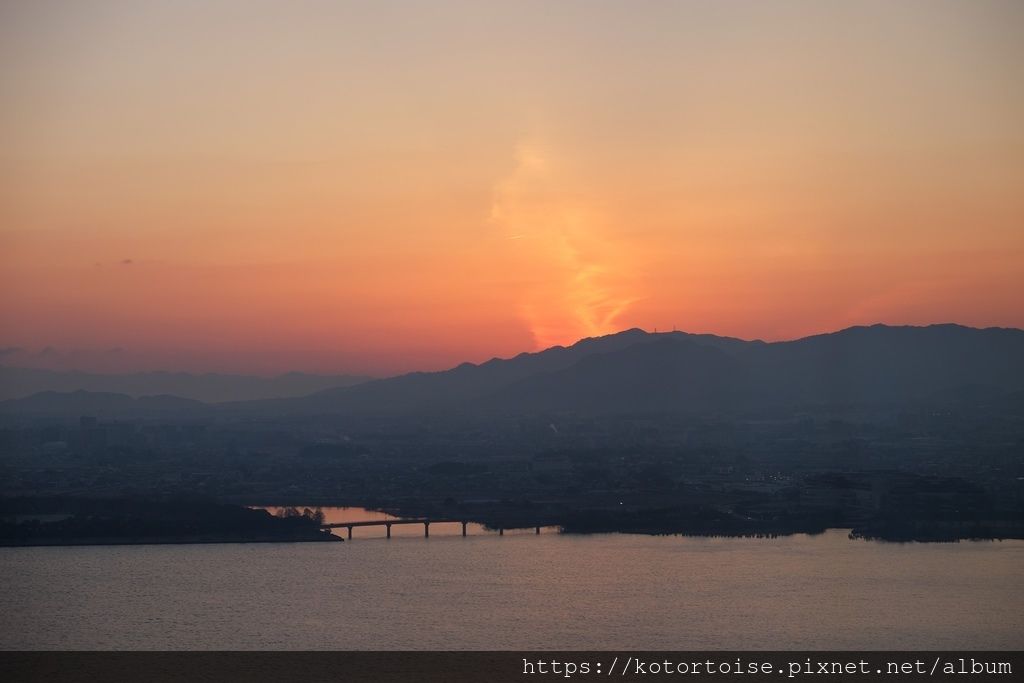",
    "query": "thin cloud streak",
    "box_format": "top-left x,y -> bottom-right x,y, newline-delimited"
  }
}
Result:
490,141 -> 641,349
